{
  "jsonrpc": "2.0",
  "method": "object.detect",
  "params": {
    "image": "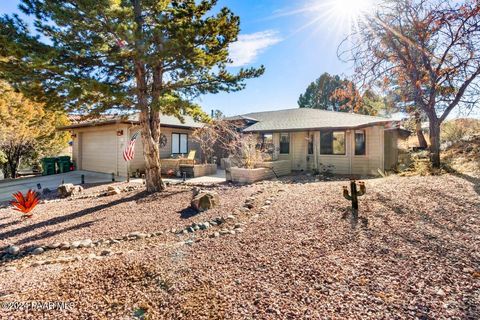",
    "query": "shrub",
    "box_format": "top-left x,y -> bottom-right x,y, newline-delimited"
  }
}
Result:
441,119 -> 480,143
